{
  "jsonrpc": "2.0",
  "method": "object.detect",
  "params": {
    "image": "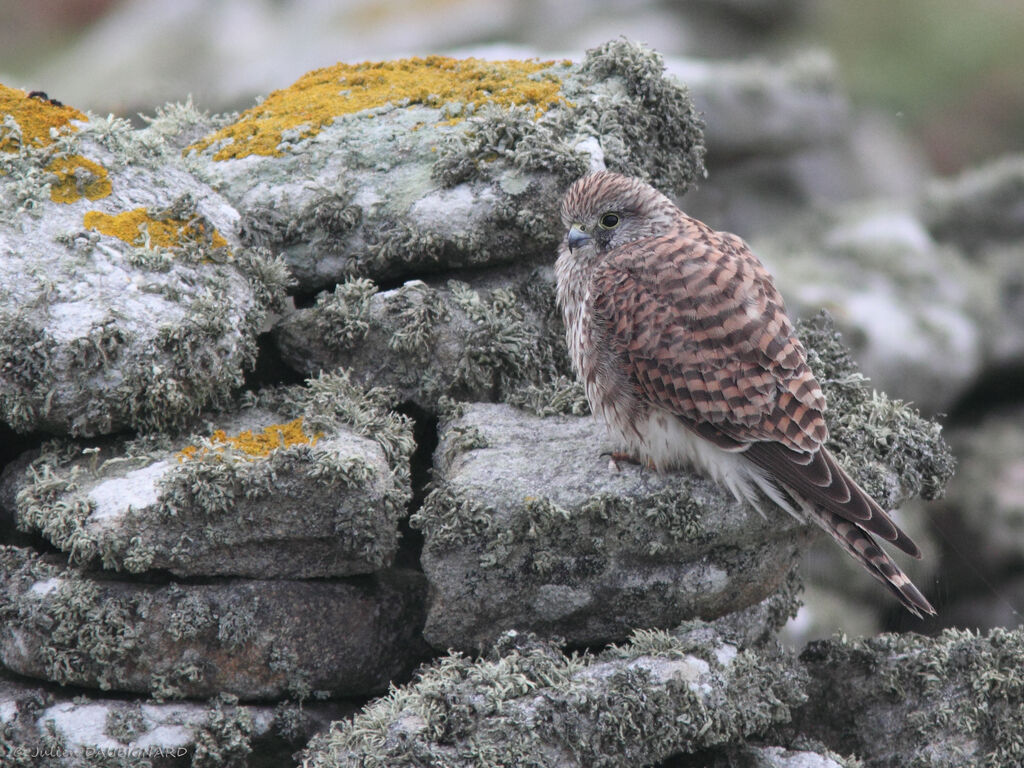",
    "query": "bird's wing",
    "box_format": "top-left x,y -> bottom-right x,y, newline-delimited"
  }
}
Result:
590,222 -> 923,560
590,223 -> 825,452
